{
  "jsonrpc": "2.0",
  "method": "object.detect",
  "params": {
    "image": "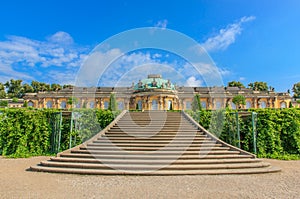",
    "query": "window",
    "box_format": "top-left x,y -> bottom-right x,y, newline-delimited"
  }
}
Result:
46,101 -> 53,108
28,101 -> 34,107
117,101 -> 124,110
60,101 -> 67,109
89,101 -> 95,108
185,101 -> 191,110
280,102 -> 287,108
152,100 -> 158,110
246,101 -> 252,109
201,101 -> 207,109
104,101 -> 109,109
260,101 -> 267,108
231,102 -> 236,110
216,101 -> 222,109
